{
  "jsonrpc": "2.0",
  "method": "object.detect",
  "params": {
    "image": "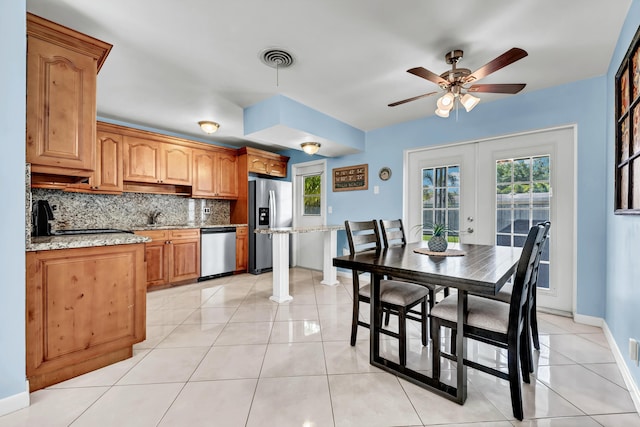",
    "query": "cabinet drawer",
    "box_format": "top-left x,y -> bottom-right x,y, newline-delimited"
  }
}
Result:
135,230 -> 168,241
169,229 -> 199,240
